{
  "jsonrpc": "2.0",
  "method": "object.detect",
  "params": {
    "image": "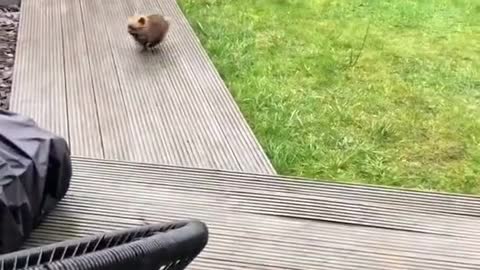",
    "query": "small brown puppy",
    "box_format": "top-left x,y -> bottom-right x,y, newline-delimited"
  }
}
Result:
127,14 -> 170,51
